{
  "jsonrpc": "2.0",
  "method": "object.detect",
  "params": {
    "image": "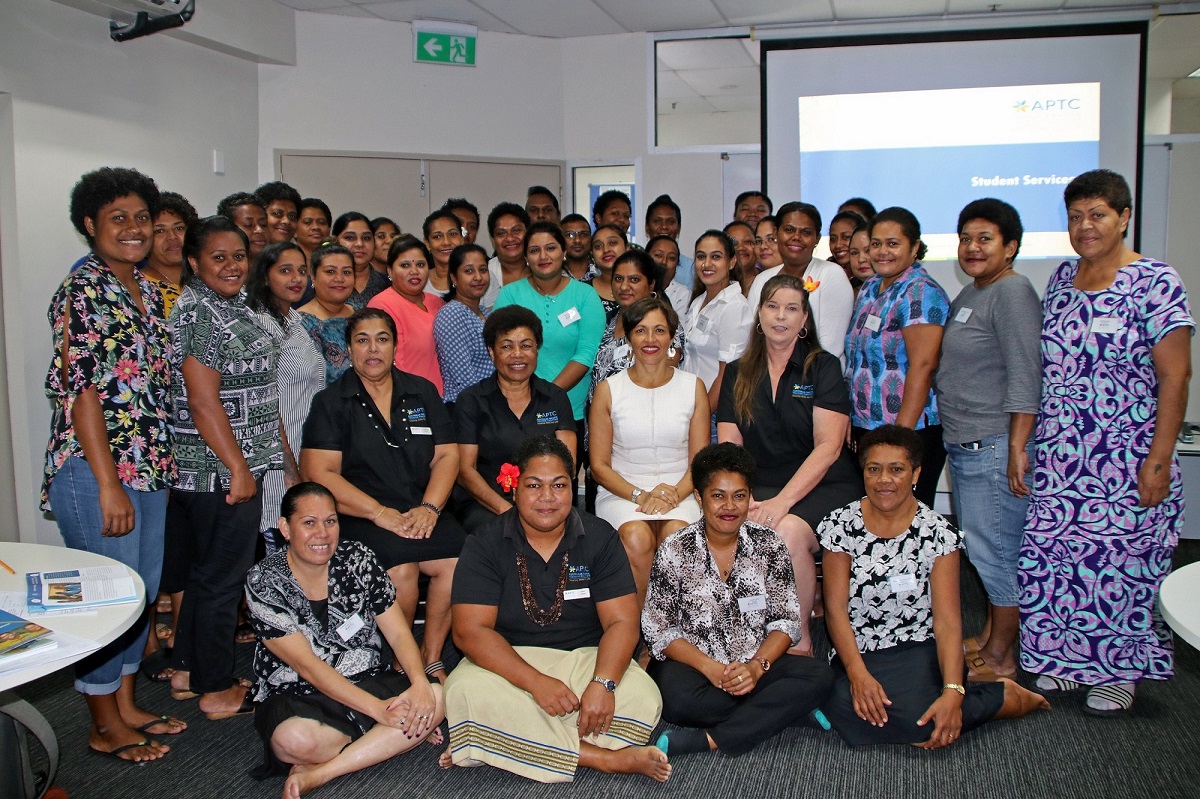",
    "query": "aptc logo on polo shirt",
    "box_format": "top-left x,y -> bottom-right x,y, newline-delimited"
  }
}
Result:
536,410 -> 559,425
568,565 -> 591,581
791,383 -> 814,399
